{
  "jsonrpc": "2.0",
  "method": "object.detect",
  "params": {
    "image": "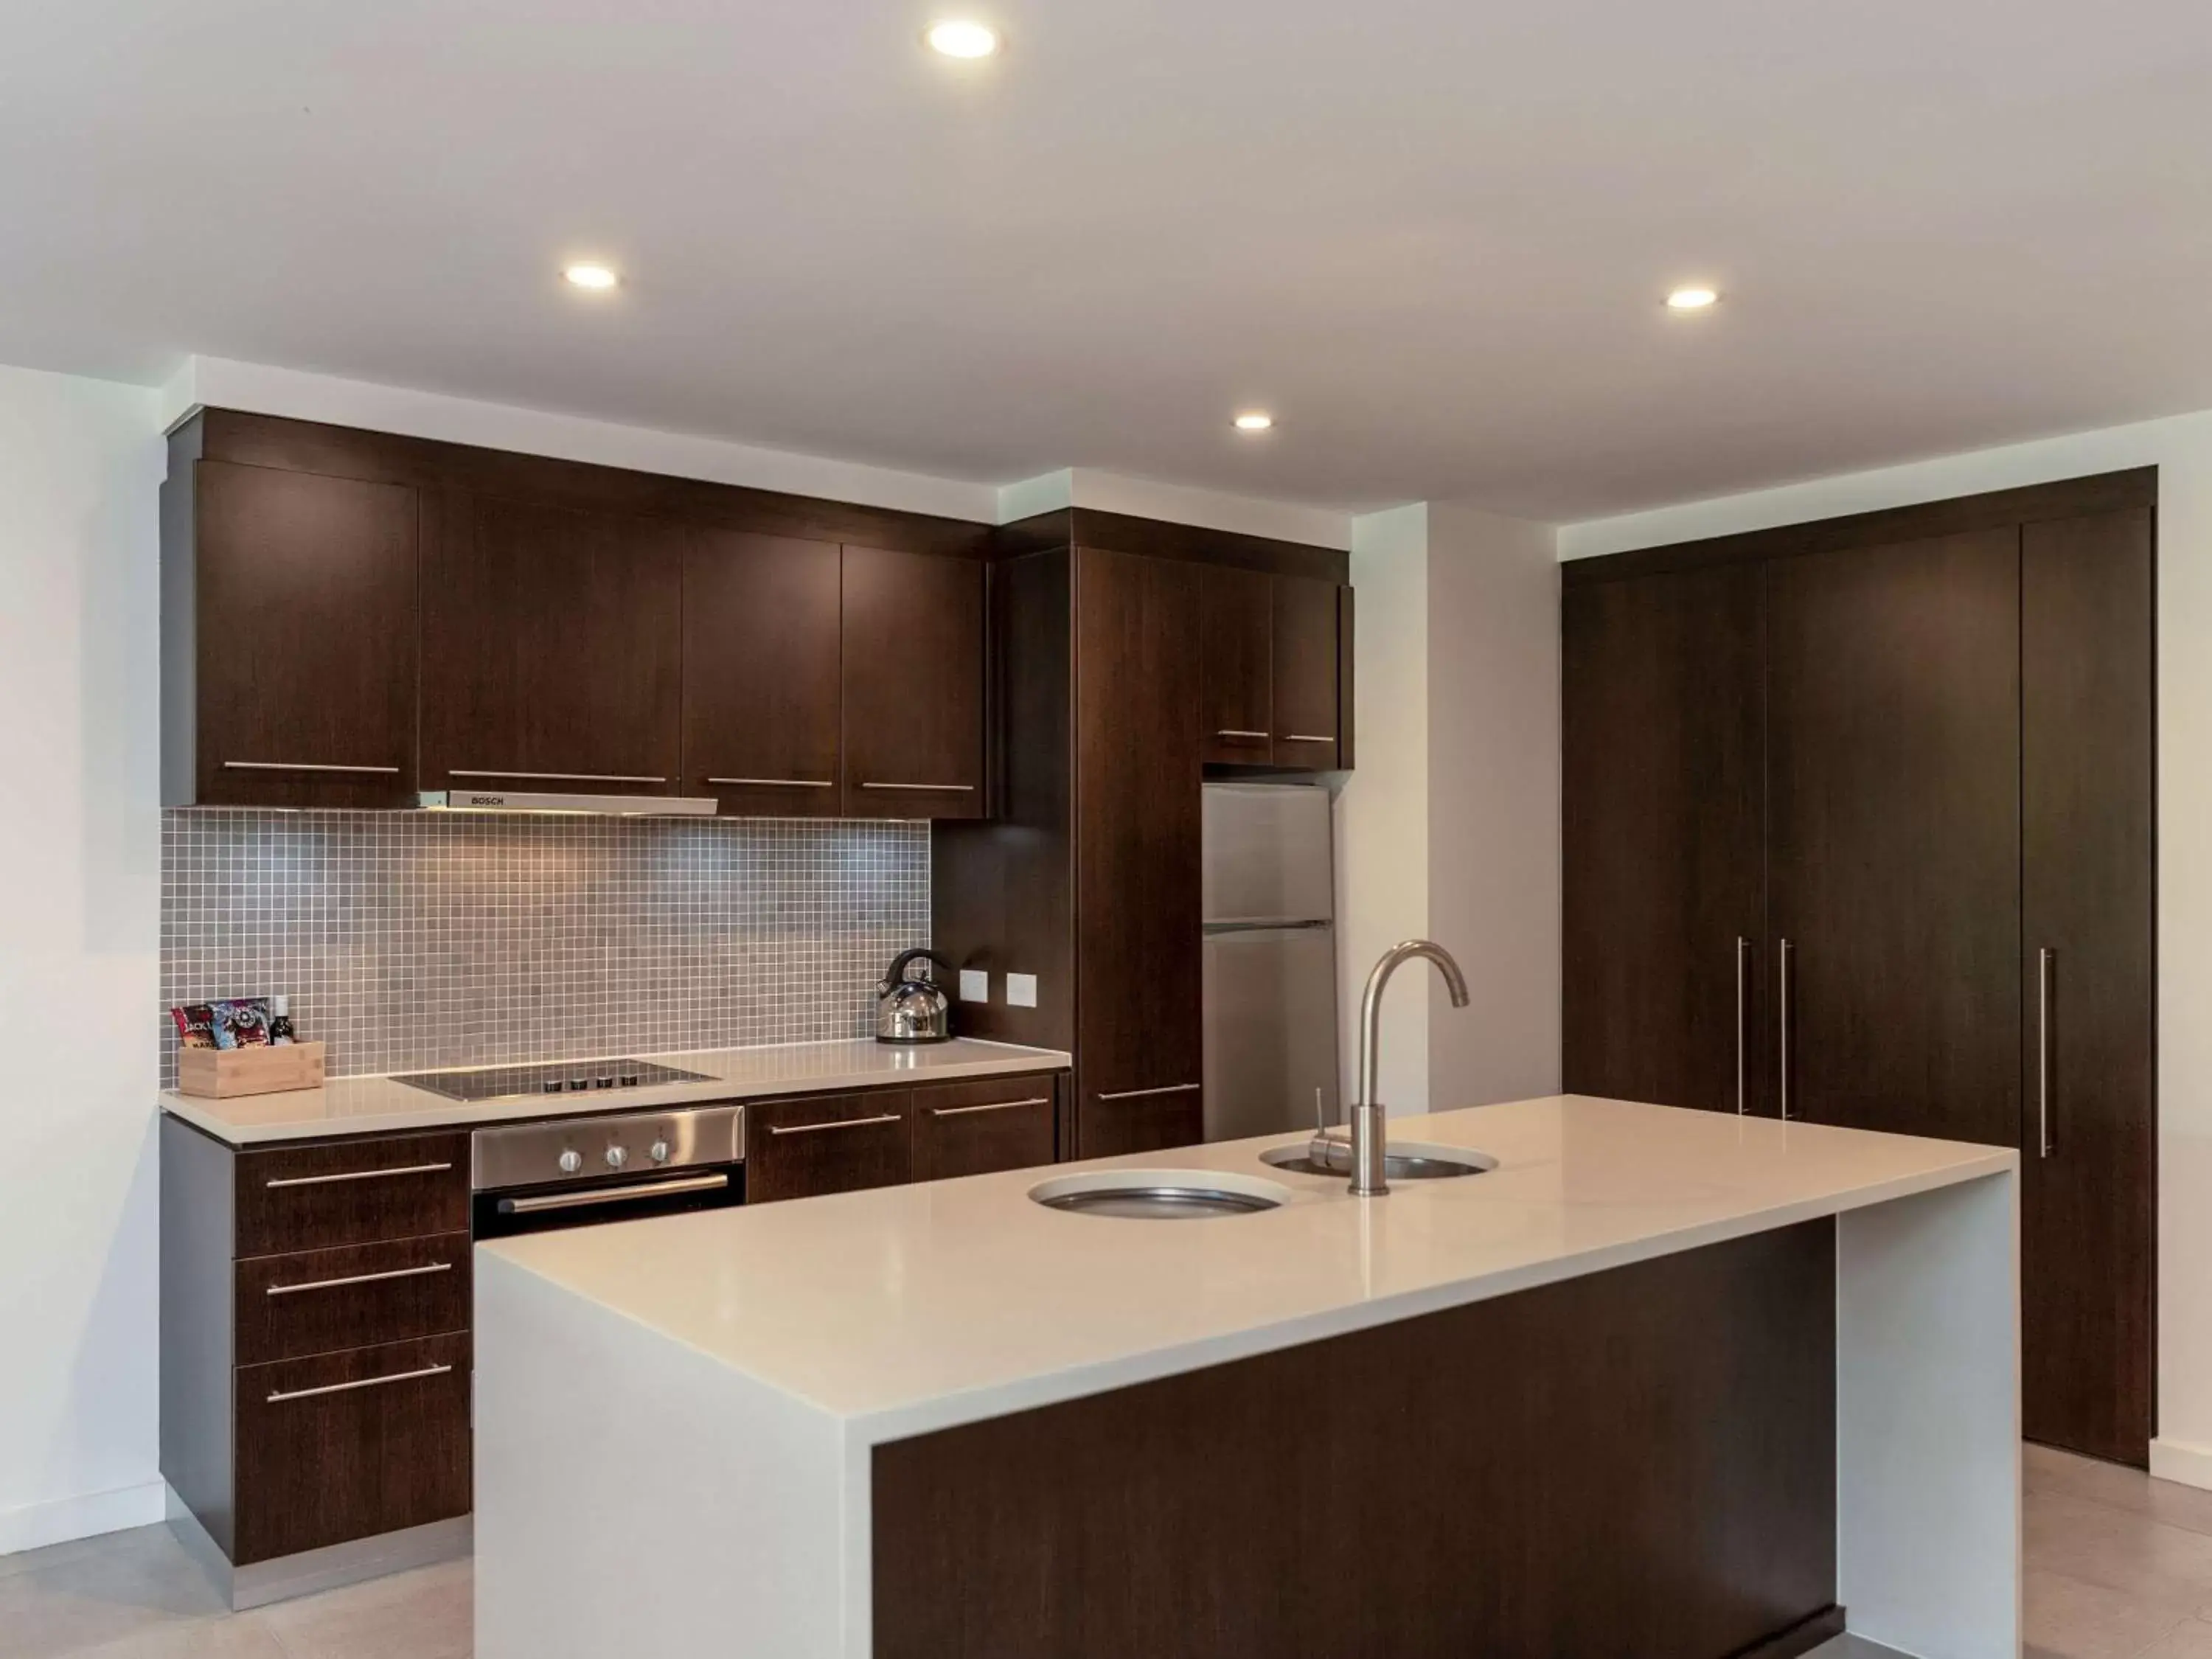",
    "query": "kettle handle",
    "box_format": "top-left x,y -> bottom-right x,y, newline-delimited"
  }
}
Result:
880,947 -> 954,995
